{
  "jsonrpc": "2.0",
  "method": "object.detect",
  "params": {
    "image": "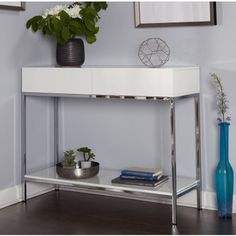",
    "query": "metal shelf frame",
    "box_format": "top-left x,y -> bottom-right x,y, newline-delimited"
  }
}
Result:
21,93 -> 201,225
